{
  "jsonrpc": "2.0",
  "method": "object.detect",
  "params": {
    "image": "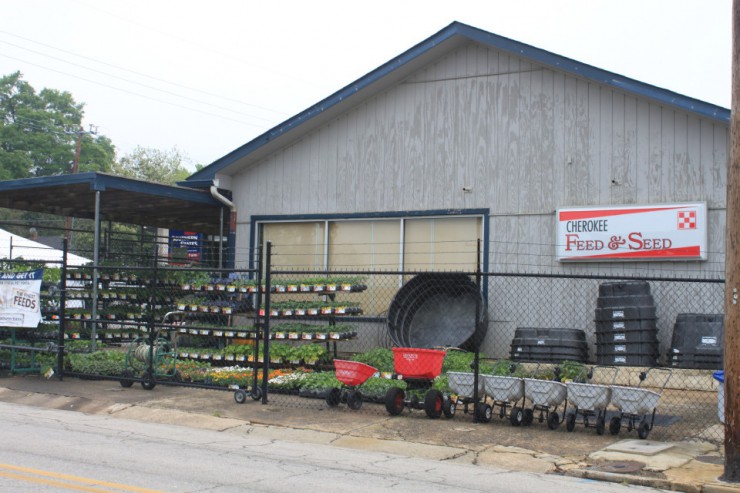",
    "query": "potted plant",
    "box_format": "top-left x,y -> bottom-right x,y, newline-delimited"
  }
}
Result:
300,344 -> 328,366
